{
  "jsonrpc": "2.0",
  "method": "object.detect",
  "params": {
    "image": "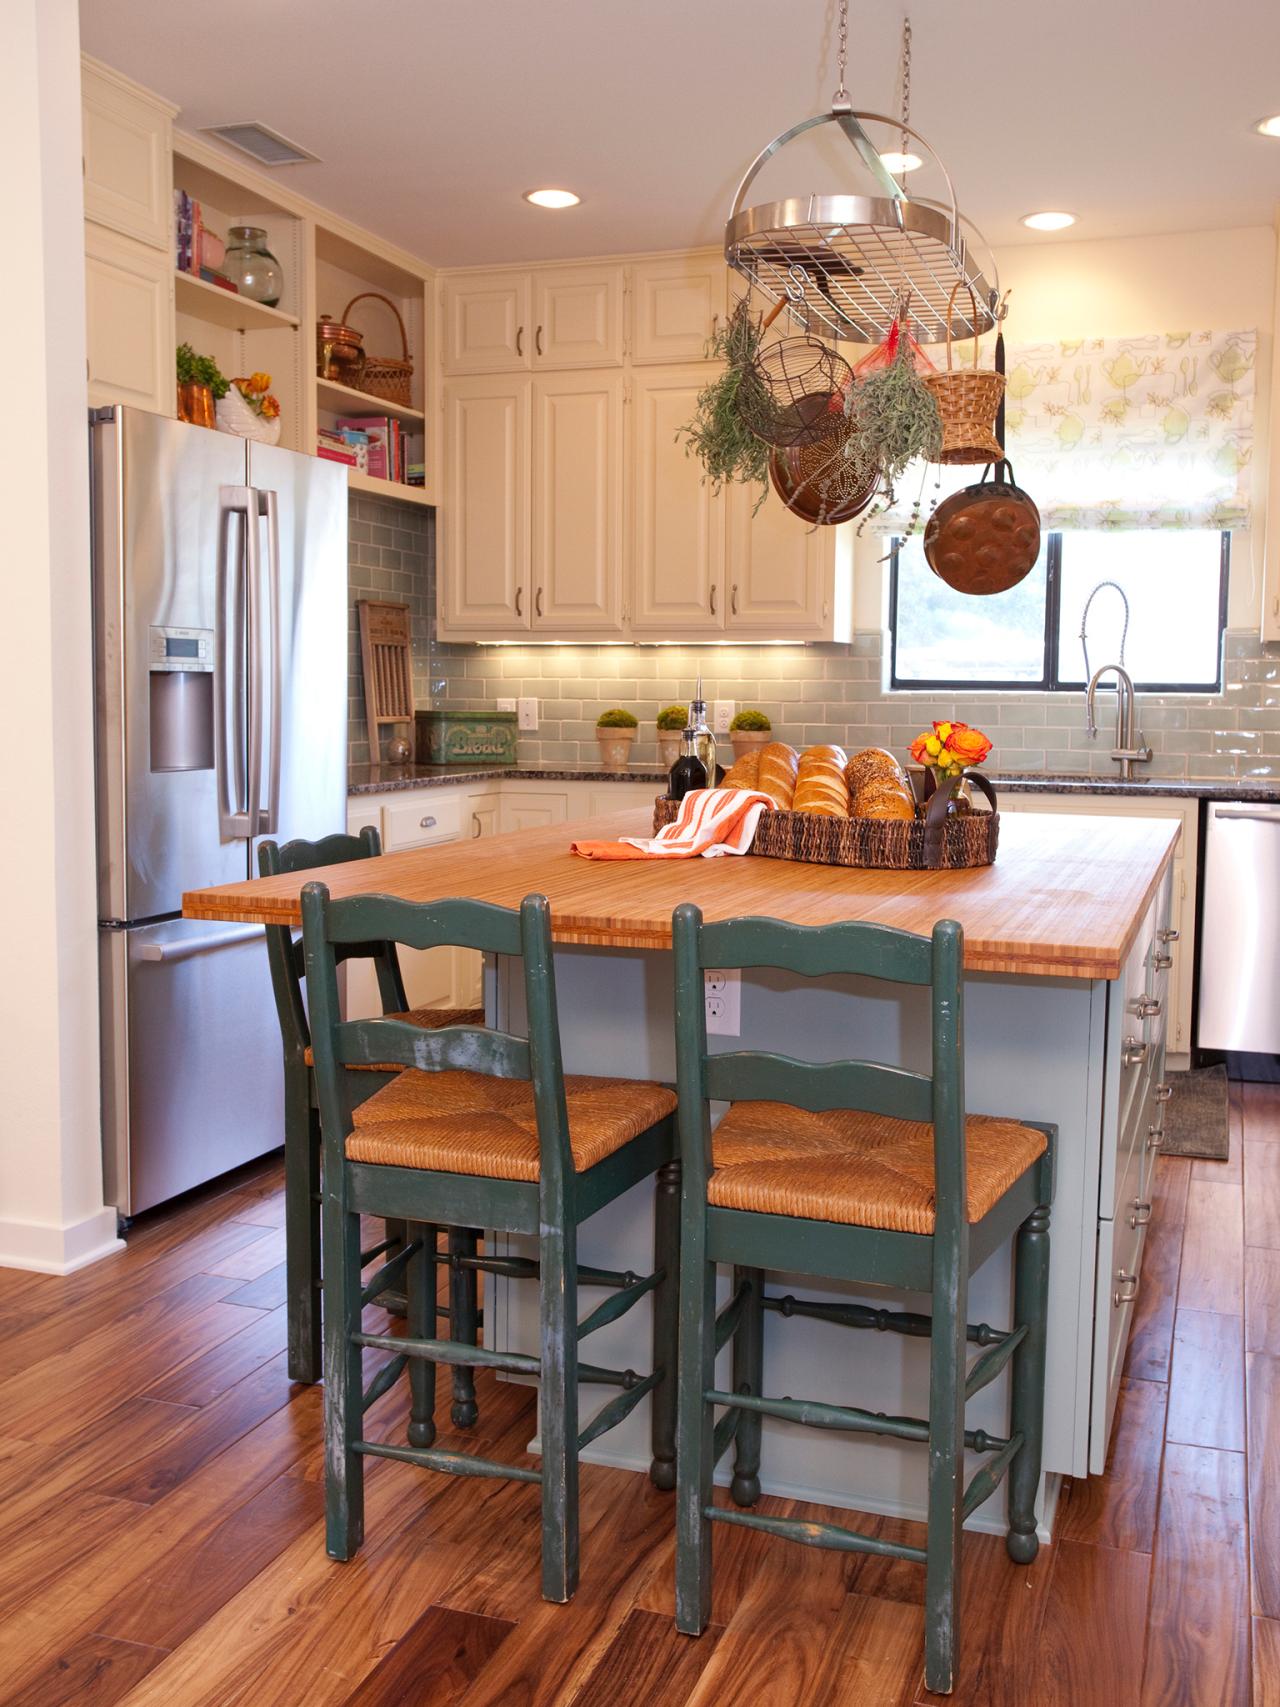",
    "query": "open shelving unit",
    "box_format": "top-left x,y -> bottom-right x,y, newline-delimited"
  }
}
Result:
347,469 -> 433,507
315,374 -> 424,427
174,270 -> 300,333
